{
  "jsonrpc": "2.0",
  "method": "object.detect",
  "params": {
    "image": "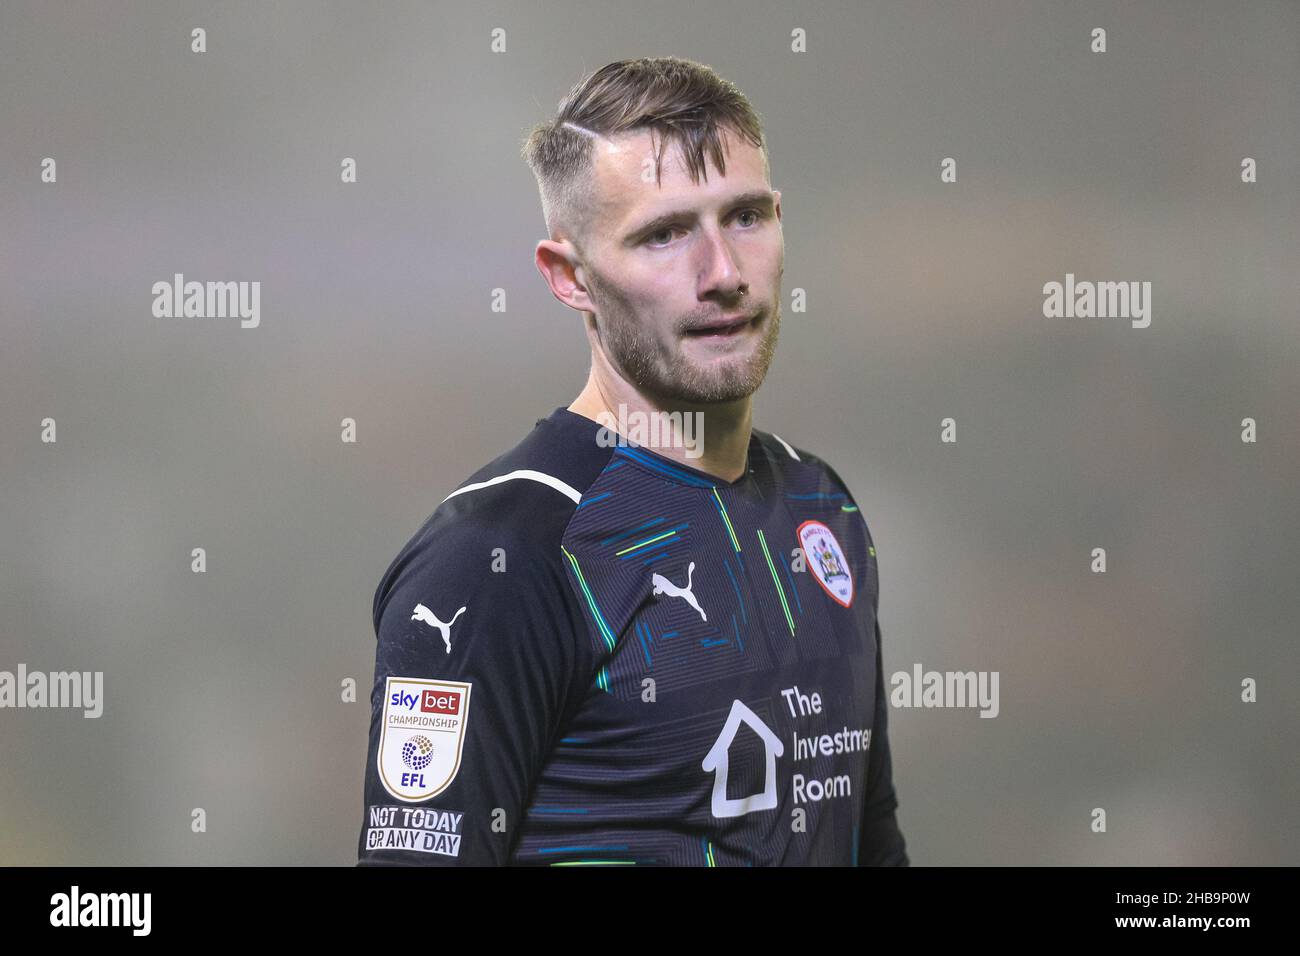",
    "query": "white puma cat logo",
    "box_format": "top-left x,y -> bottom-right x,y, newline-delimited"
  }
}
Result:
411,603 -> 467,654
651,561 -> 707,622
